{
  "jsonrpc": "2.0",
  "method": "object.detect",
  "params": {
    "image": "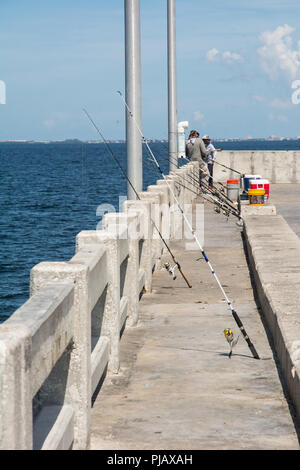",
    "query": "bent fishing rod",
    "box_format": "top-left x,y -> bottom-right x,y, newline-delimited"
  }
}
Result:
118,91 -> 259,360
82,108 -> 192,289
